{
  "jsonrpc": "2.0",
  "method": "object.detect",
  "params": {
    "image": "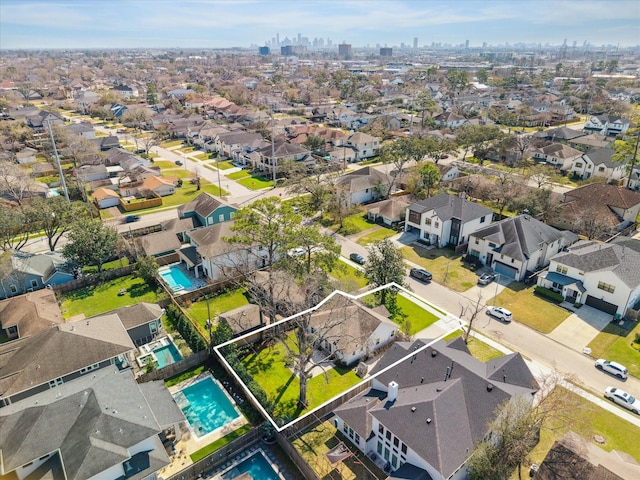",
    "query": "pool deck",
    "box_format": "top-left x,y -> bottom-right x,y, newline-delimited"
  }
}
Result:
159,263 -> 209,294
160,373 -> 249,478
